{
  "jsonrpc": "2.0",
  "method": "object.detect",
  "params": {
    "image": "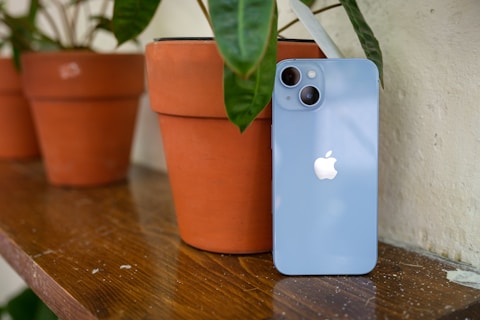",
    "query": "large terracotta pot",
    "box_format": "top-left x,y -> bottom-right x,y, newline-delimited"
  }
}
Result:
21,51 -> 144,186
0,58 -> 40,159
146,38 -> 324,254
